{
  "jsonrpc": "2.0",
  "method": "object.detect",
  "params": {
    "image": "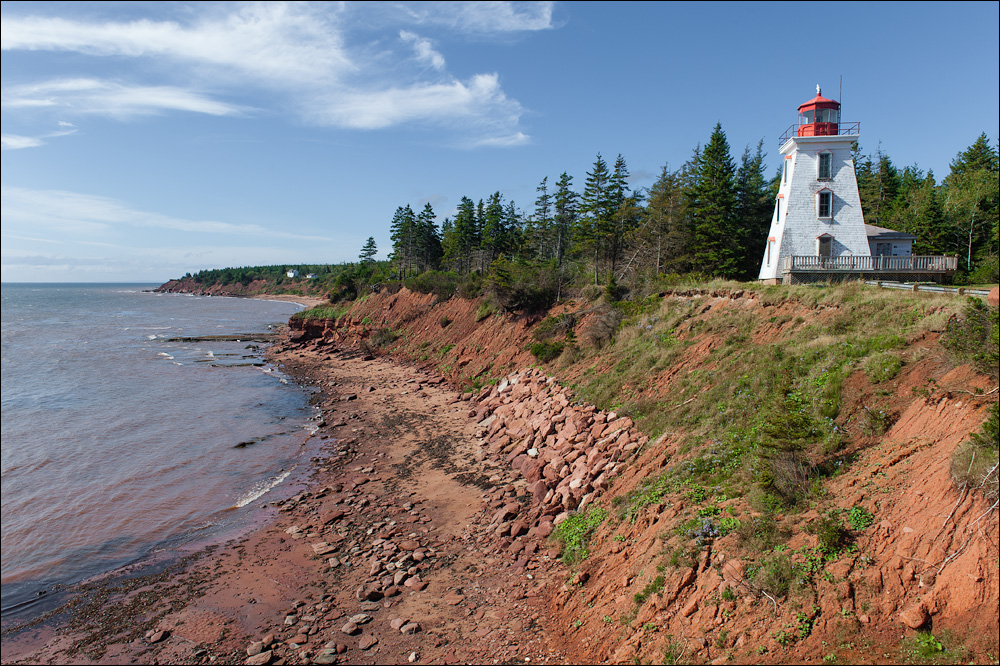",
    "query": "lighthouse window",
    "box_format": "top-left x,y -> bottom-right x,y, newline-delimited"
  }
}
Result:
818,191 -> 832,218
818,152 -> 832,179
816,108 -> 839,123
